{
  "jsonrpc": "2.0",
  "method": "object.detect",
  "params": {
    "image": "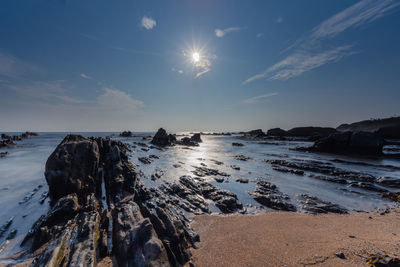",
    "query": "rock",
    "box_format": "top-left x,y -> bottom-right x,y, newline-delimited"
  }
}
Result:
246,129 -> 266,138
230,165 -> 240,170
267,128 -> 288,136
233,155 -> 252,161
45,134 -> 100,201
177,137 -> 199,146
190,133 -> 202,143
335,252 -> 346,259
366,253 -> 400,266
215,177 -> 225,183
375,125 -> 400,139
191,166 -> 230,177
287,127 -> 336,139
138,157 -> 152,164
0,151 -> 8,158
232,142 -> 244,147
119,131 -> 133,137
0,217 -> 14,238
112,199 -> 169,266
151,128 -> 176,147
310,131 -> 384,155
272,166 -> 304,175
249,181 -> 296,211
298,194 -> 348,214
236,178 -> 249,183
